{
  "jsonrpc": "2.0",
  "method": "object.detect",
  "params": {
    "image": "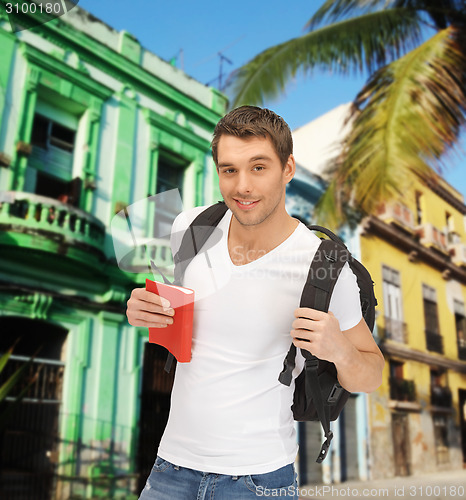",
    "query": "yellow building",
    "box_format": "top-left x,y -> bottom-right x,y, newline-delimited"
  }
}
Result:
361,172 -> 466,477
